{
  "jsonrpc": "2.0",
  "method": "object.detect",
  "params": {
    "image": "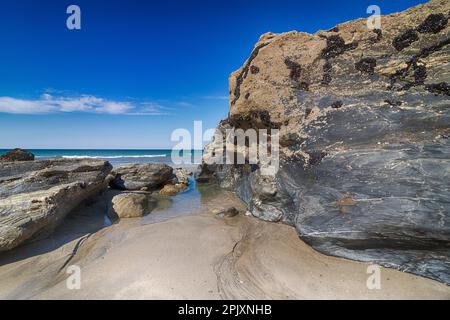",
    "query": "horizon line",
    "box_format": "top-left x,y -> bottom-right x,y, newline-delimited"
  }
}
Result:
0,148 -> 205,151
